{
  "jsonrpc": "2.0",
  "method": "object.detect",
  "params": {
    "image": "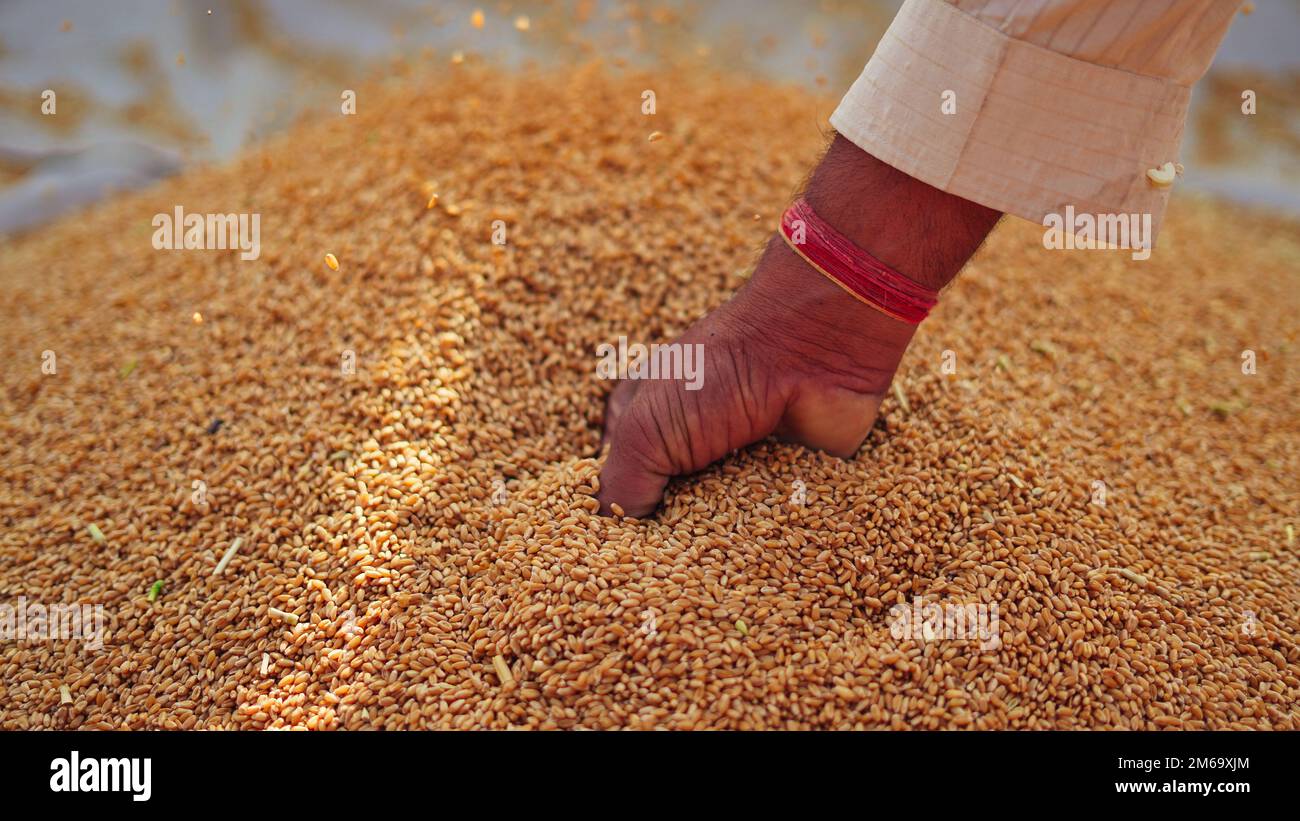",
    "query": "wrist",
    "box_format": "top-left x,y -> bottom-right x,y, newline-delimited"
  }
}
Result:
731,236 -> 917,396
723,137 -> 999,396
803,134 -> 1000,292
